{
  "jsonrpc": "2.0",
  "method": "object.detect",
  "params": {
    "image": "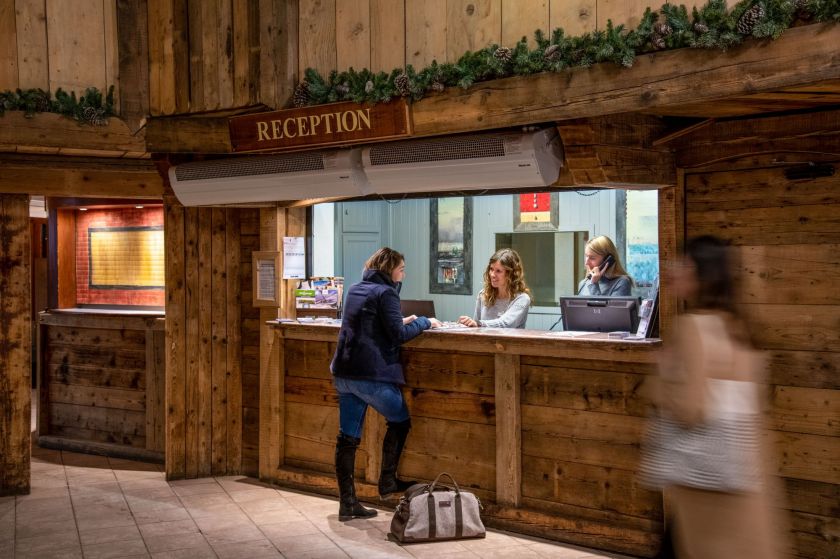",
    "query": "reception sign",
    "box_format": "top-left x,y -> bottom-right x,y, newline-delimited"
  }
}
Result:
229,99 -> 412,152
